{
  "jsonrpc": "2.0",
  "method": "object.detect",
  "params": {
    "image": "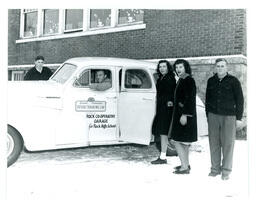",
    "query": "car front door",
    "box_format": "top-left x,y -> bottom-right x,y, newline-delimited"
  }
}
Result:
118,67 -> 156,145
55,66 -> 118,146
